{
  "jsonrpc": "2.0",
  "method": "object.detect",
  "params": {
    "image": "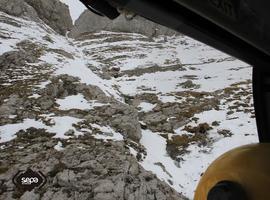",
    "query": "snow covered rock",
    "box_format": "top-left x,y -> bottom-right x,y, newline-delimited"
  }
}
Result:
0,0 -> 72,35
